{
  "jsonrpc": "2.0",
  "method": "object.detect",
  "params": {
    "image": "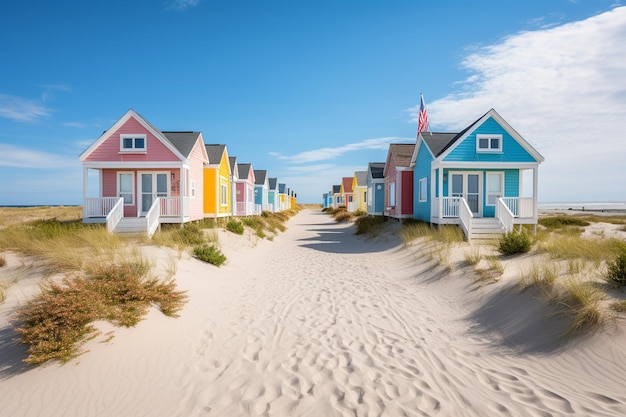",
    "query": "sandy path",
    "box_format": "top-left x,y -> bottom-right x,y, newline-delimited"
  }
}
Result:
1,209 -> 625,416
